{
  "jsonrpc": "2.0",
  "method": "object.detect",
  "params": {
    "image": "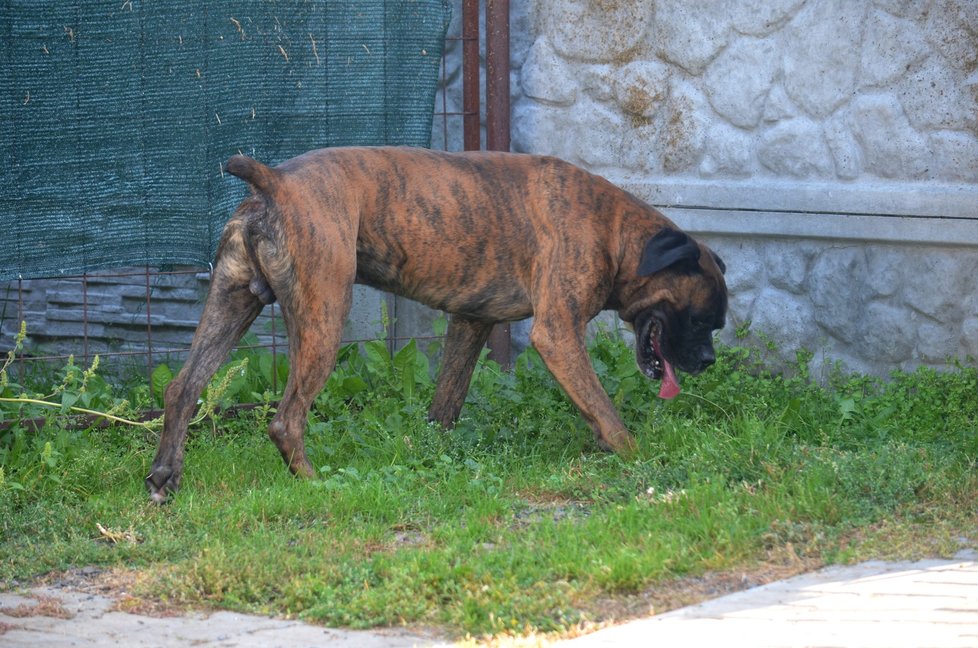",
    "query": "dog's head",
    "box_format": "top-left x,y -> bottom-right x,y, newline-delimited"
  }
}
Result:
623,228 -> 727,400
